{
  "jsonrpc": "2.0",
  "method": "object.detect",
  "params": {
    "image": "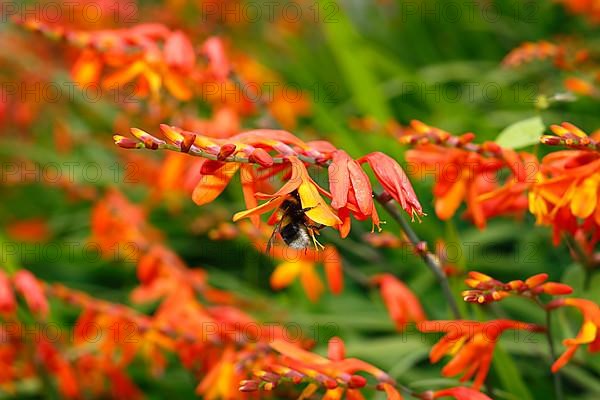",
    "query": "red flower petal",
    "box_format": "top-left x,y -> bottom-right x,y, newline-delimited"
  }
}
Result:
164,30 -> 196,73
